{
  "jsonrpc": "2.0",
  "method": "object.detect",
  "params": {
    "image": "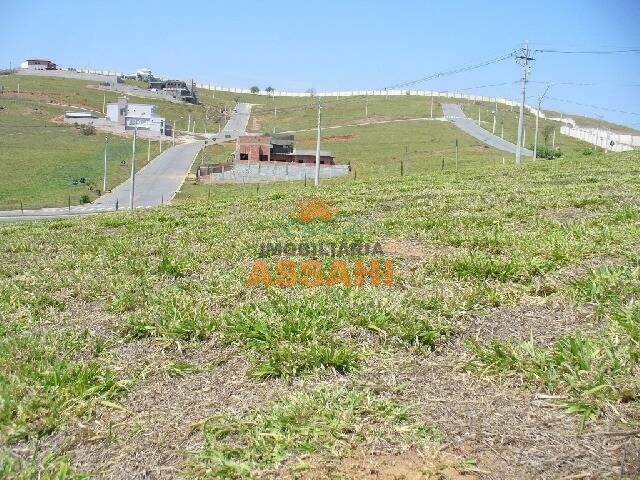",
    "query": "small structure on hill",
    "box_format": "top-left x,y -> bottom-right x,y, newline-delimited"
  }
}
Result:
147,78 -> 198,104
106,97 -> 168,135
20,58 -> 57,70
